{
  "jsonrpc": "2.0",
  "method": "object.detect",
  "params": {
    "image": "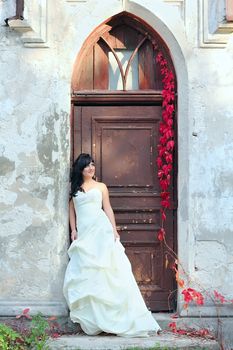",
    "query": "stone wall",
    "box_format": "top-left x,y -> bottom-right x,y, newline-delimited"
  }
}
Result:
0,0 -> 233,317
